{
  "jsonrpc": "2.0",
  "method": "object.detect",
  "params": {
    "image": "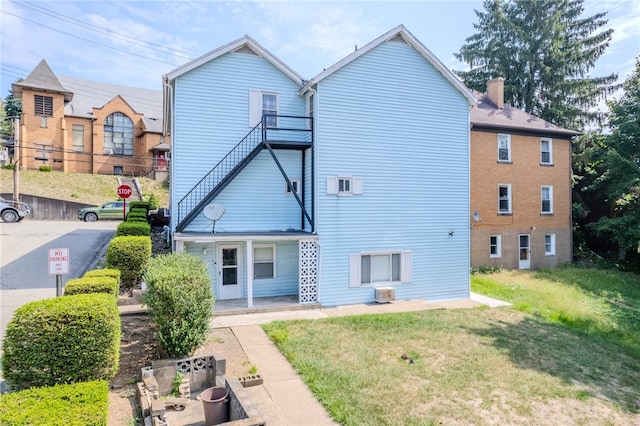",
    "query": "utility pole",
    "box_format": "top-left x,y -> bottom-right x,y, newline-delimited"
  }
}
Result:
12,116 -> 20,202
